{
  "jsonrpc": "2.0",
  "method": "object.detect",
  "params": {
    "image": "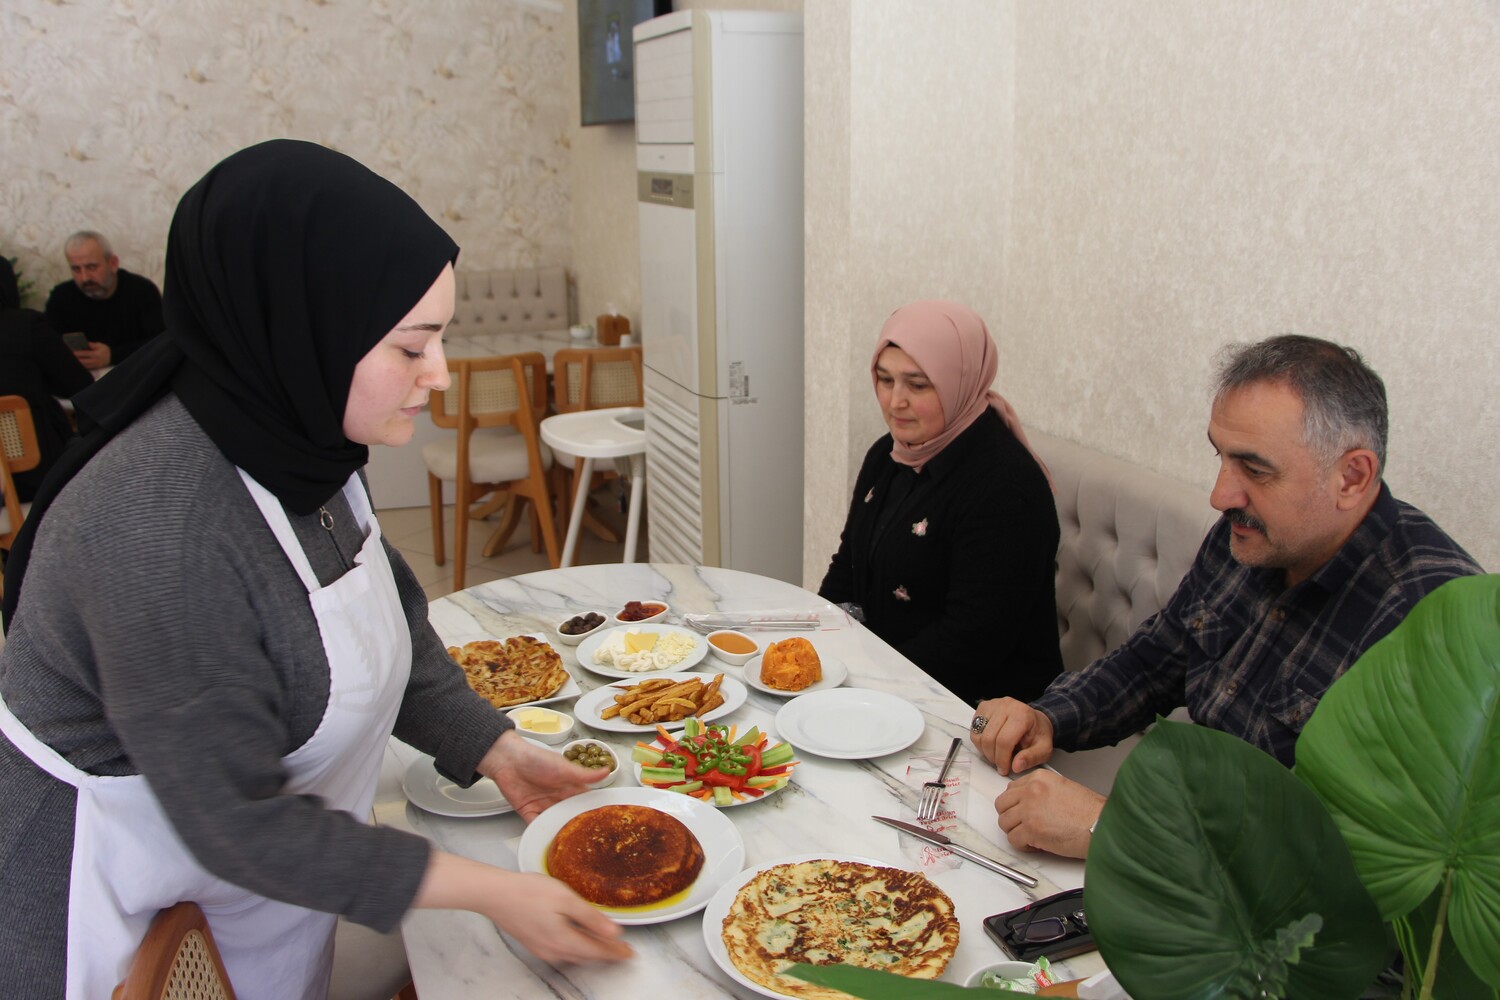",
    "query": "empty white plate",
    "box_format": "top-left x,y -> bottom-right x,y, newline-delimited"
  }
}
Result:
774,688 -> 925,759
